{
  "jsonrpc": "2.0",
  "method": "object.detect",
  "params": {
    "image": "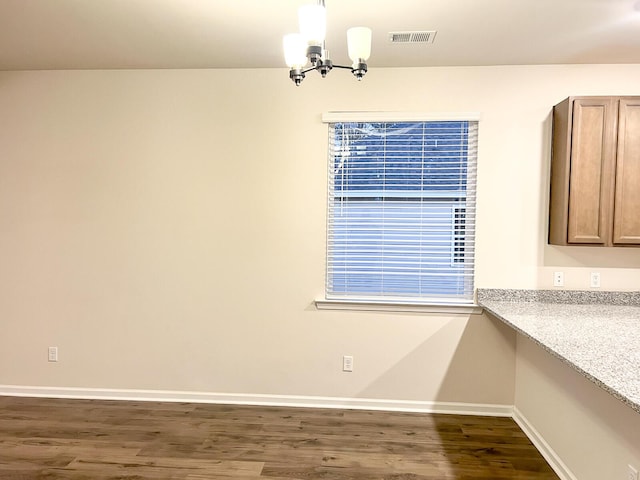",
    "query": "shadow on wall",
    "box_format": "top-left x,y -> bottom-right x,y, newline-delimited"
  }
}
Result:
544,243 -> 640,269
355,314 -> 560,478
357,314 -> 516,405
429,316 -> 559,477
